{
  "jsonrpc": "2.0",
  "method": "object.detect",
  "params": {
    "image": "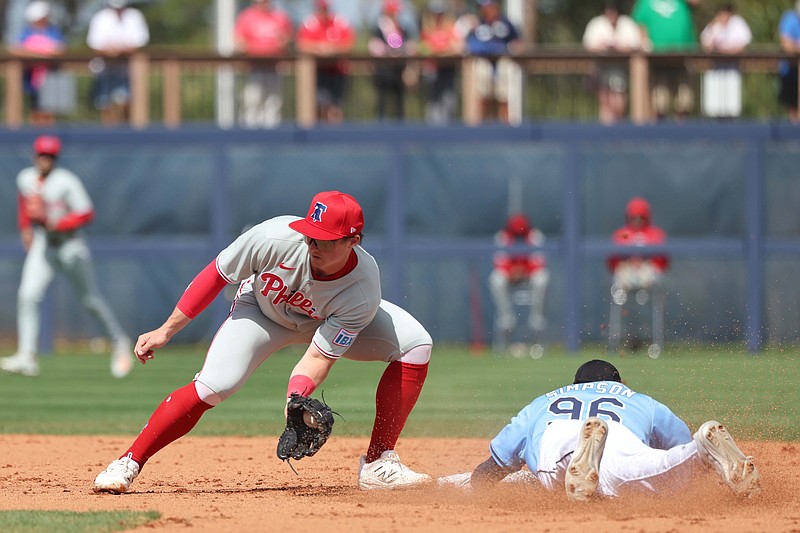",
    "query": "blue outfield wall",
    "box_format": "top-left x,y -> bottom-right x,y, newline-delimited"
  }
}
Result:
1,122 -> 800,353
